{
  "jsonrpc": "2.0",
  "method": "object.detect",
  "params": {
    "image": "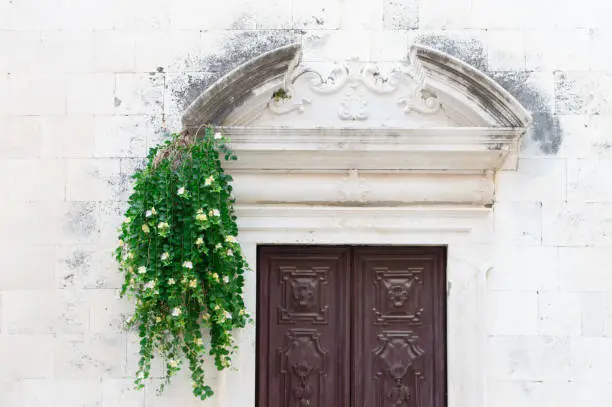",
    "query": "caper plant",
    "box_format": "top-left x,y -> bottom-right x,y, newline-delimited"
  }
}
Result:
115,127 -> 250,400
